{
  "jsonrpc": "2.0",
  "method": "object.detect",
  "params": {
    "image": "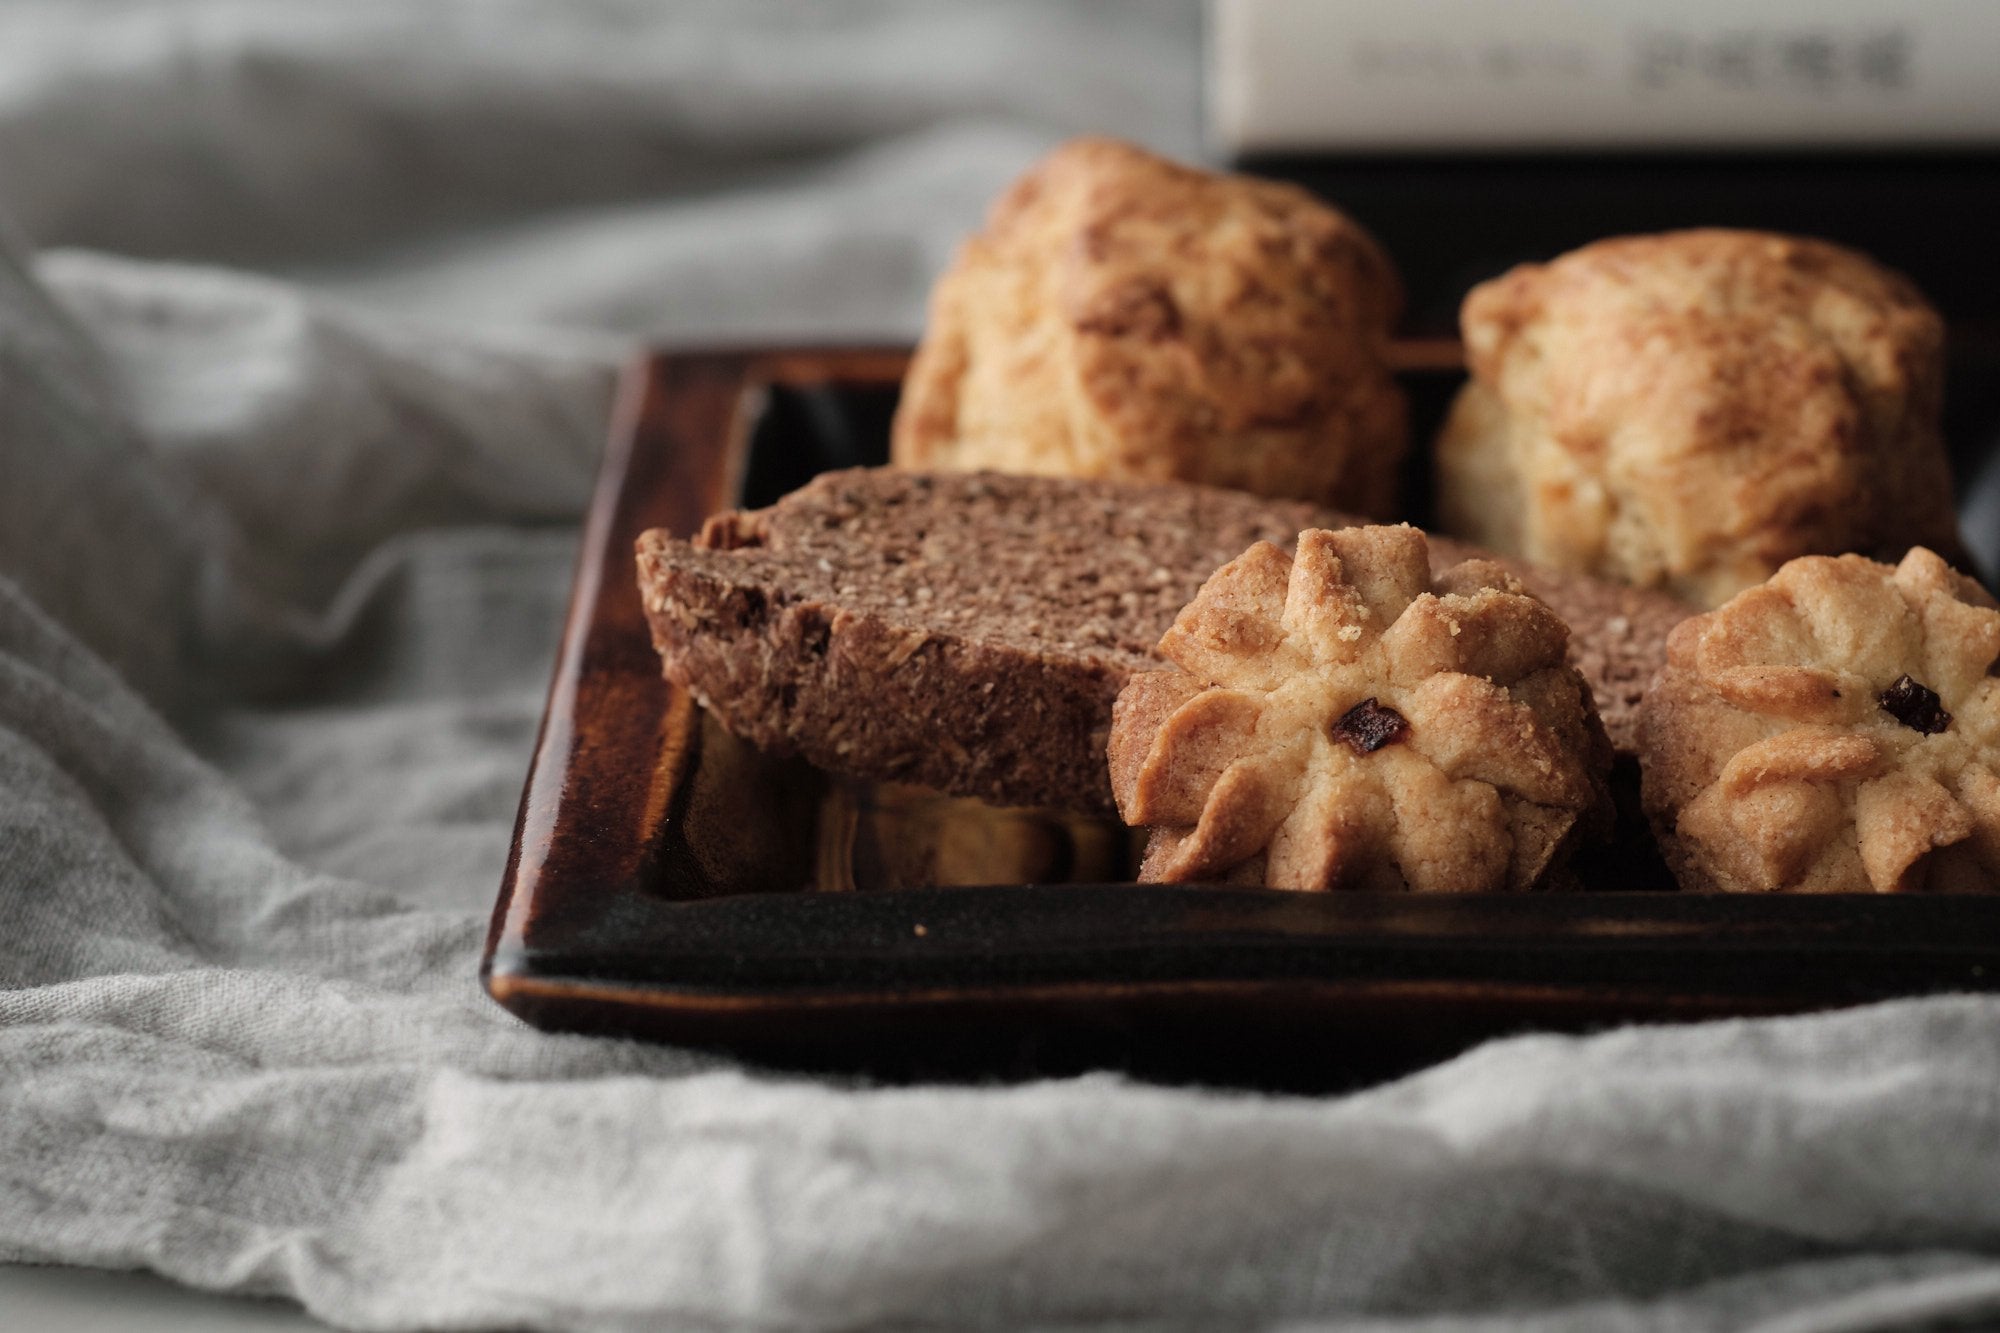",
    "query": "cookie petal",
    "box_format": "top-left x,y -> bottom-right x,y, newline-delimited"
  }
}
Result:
1112,682 -> 1265,826
1855,770 -> 1975,893
1318,524 -> 1429,627
1716,728 -> 1882,796
1157,539 -> 1297,687
1379,750 -> 1510,893
1500,796 -> 1580,891
1107,669 -> 1203,820
1283,528 -> 1373,665
1896,546 -> 1998,612
1693,584 -> 1865,724
1433,558 -> 1528,598
1400,672 -> 1594,808
1776,554 -> 1923,685
1139,827 -> 1268,887
1379,590 -> 1568,688
1143,753 -> 1297,882
1892,550 -> 2000,702
1951,763 -> 2000,874
1263,751 -> 1390,890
